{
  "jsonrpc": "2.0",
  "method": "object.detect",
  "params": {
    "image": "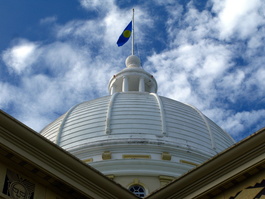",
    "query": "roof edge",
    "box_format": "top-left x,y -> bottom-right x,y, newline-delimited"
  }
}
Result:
0,110 -> 139,199
145,127 -> 265,199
